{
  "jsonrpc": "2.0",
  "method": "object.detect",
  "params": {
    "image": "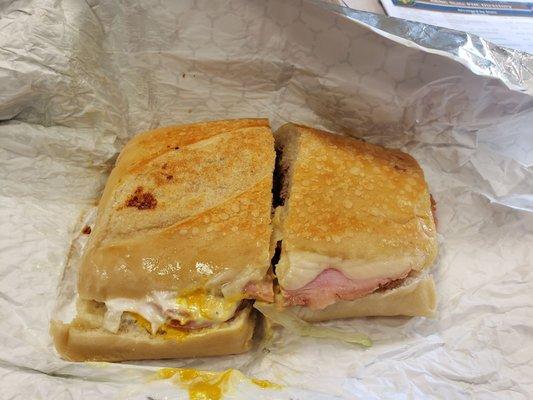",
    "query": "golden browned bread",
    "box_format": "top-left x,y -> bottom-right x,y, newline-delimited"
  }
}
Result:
78,119 -> 276,301
275,123 -> 437,266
